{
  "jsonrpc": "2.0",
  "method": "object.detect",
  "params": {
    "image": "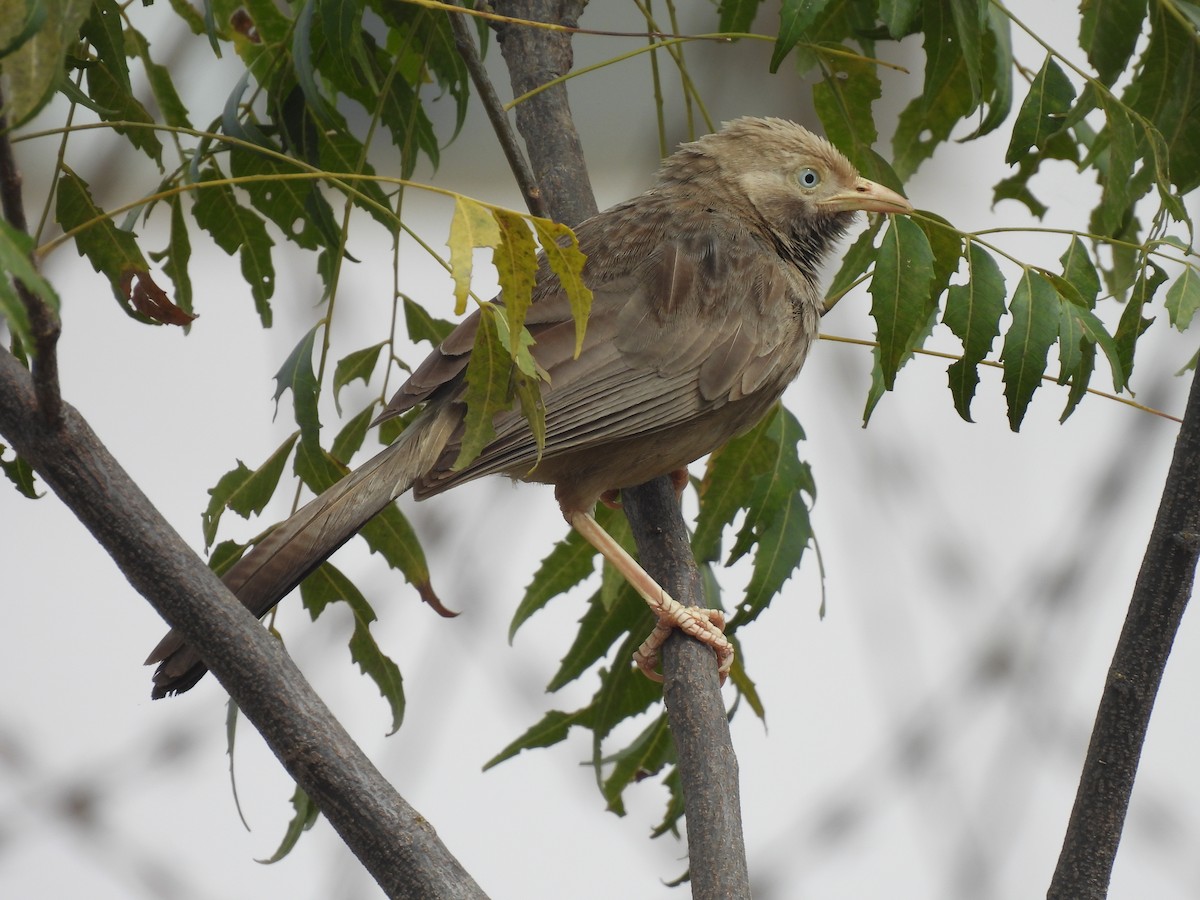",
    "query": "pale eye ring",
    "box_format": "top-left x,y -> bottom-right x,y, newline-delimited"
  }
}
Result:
798,167 -> 821,189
